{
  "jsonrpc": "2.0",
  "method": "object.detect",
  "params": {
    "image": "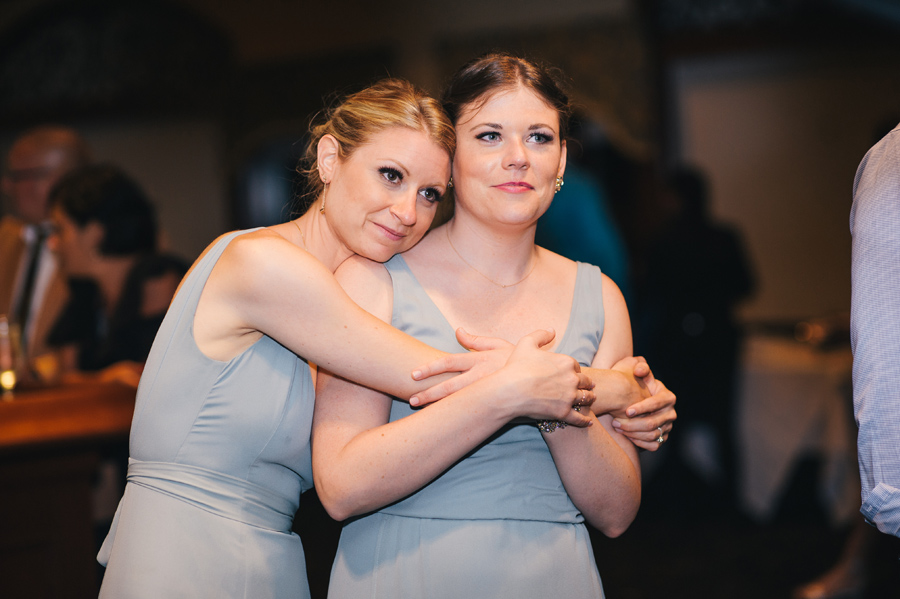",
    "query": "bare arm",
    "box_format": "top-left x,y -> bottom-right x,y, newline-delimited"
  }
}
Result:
410,331 -> 677,451
311,256 -> 594,521
195,230 -> 528,403
539,274 -> 642,536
